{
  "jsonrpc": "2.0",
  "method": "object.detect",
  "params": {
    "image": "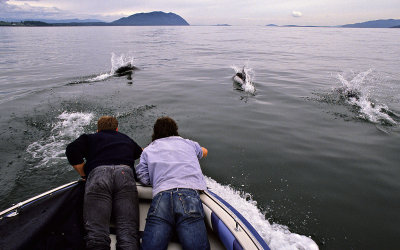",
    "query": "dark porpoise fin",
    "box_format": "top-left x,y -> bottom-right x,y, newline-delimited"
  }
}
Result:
345,89 -> 361,101
114,63 -> 138,76
235,72 -> 245,81
337,87 -> 361,101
